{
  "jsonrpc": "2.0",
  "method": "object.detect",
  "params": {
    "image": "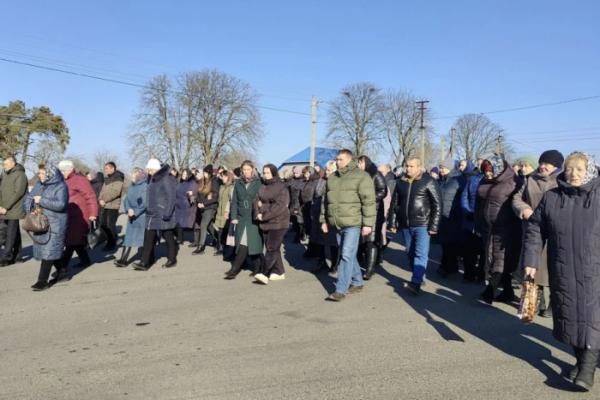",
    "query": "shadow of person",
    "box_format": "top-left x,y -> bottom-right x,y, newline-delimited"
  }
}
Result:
377,257 -> 577,392
282,236 -> 335,294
